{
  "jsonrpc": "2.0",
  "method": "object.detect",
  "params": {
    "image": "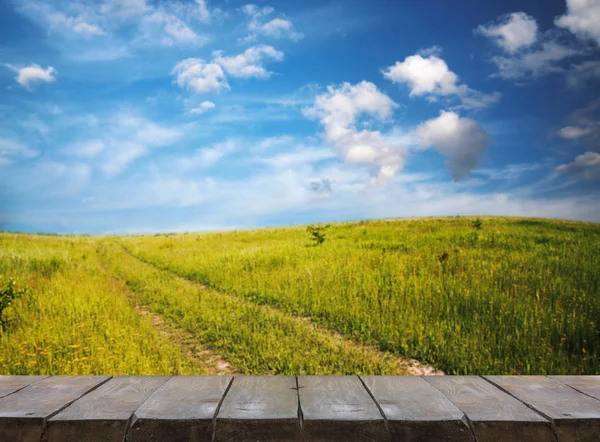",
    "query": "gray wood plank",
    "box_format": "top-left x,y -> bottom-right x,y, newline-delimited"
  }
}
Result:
298,375 -> 387,442
361,376 -> 474,442
126,376 -> 232,442
0,376 -> 109,442
486,375 -> 600,442
550,376 -> 600,401
426,376 -> 554,442
44,376 -> 170,442
0,376 -> 46,399
214,376 -> 299,442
